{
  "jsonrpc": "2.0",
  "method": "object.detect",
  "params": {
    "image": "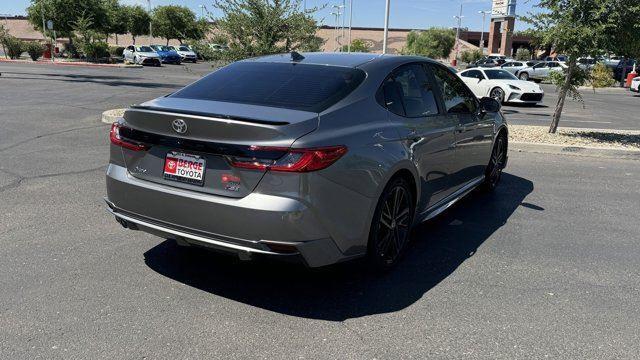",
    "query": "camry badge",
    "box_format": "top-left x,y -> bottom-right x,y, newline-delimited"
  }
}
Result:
172,119 -> 187,134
